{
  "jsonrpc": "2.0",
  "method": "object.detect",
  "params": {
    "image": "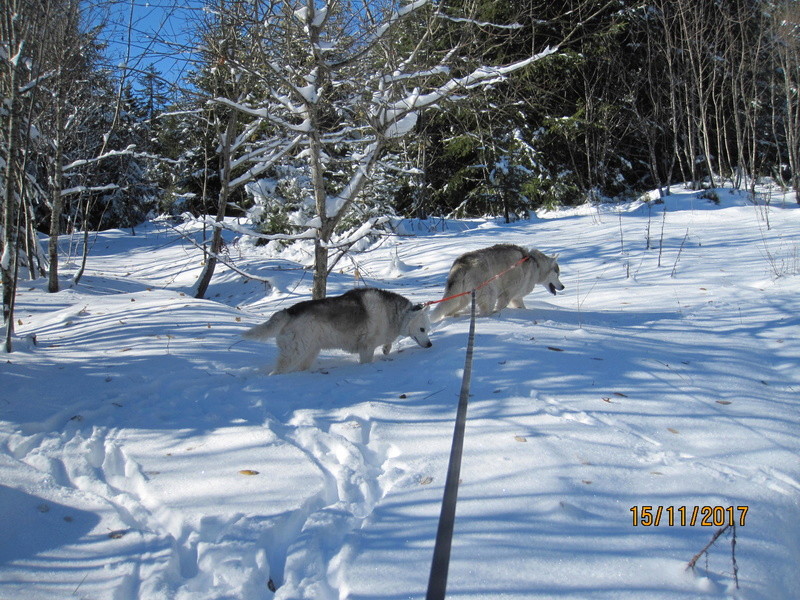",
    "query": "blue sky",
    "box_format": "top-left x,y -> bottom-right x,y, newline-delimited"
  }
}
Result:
96,0 -> 203,85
